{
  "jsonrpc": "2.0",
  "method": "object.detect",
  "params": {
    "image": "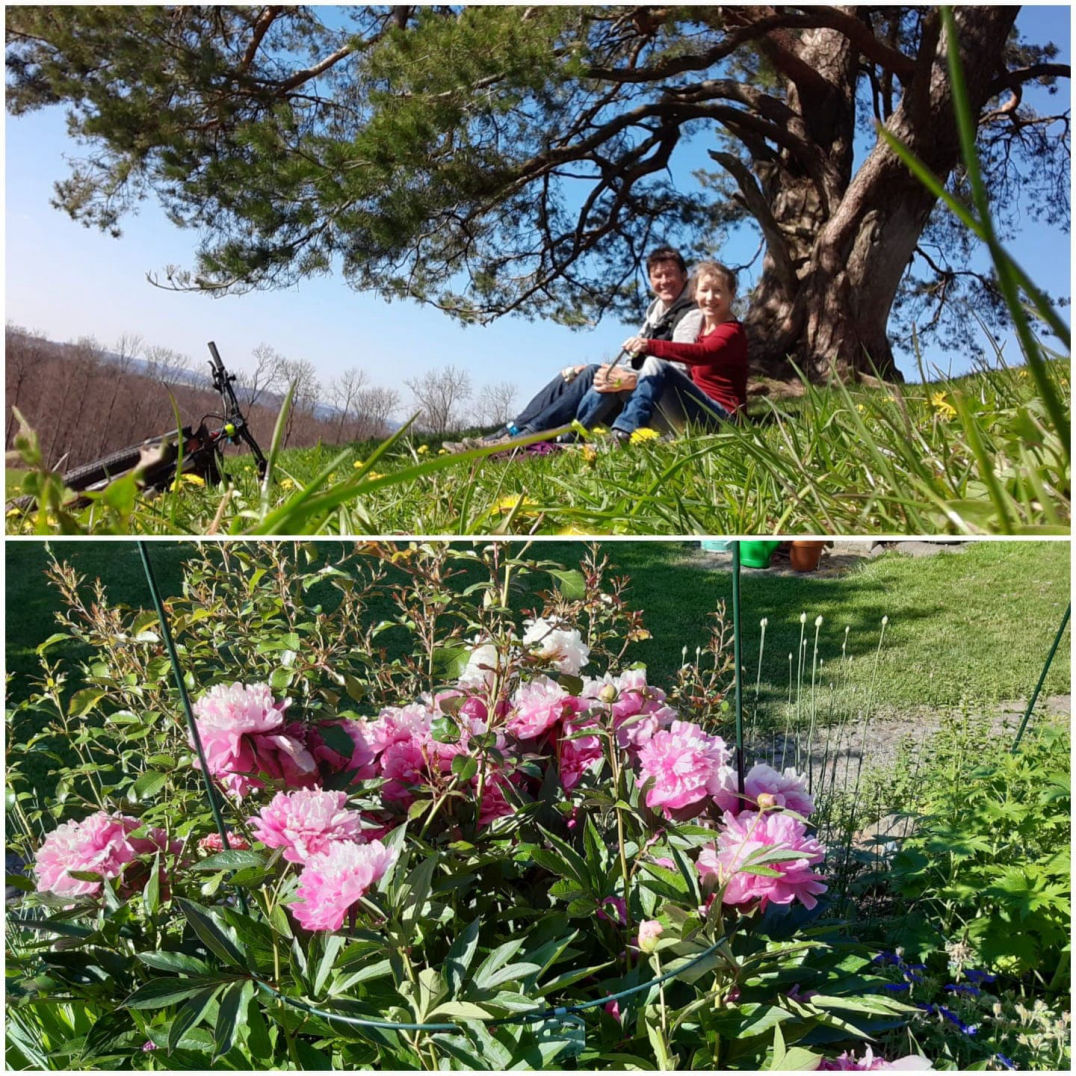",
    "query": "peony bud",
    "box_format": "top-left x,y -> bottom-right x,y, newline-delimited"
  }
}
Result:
756,792 -> 778,810
598,683 -> 618,704
637,919 -> 664,954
